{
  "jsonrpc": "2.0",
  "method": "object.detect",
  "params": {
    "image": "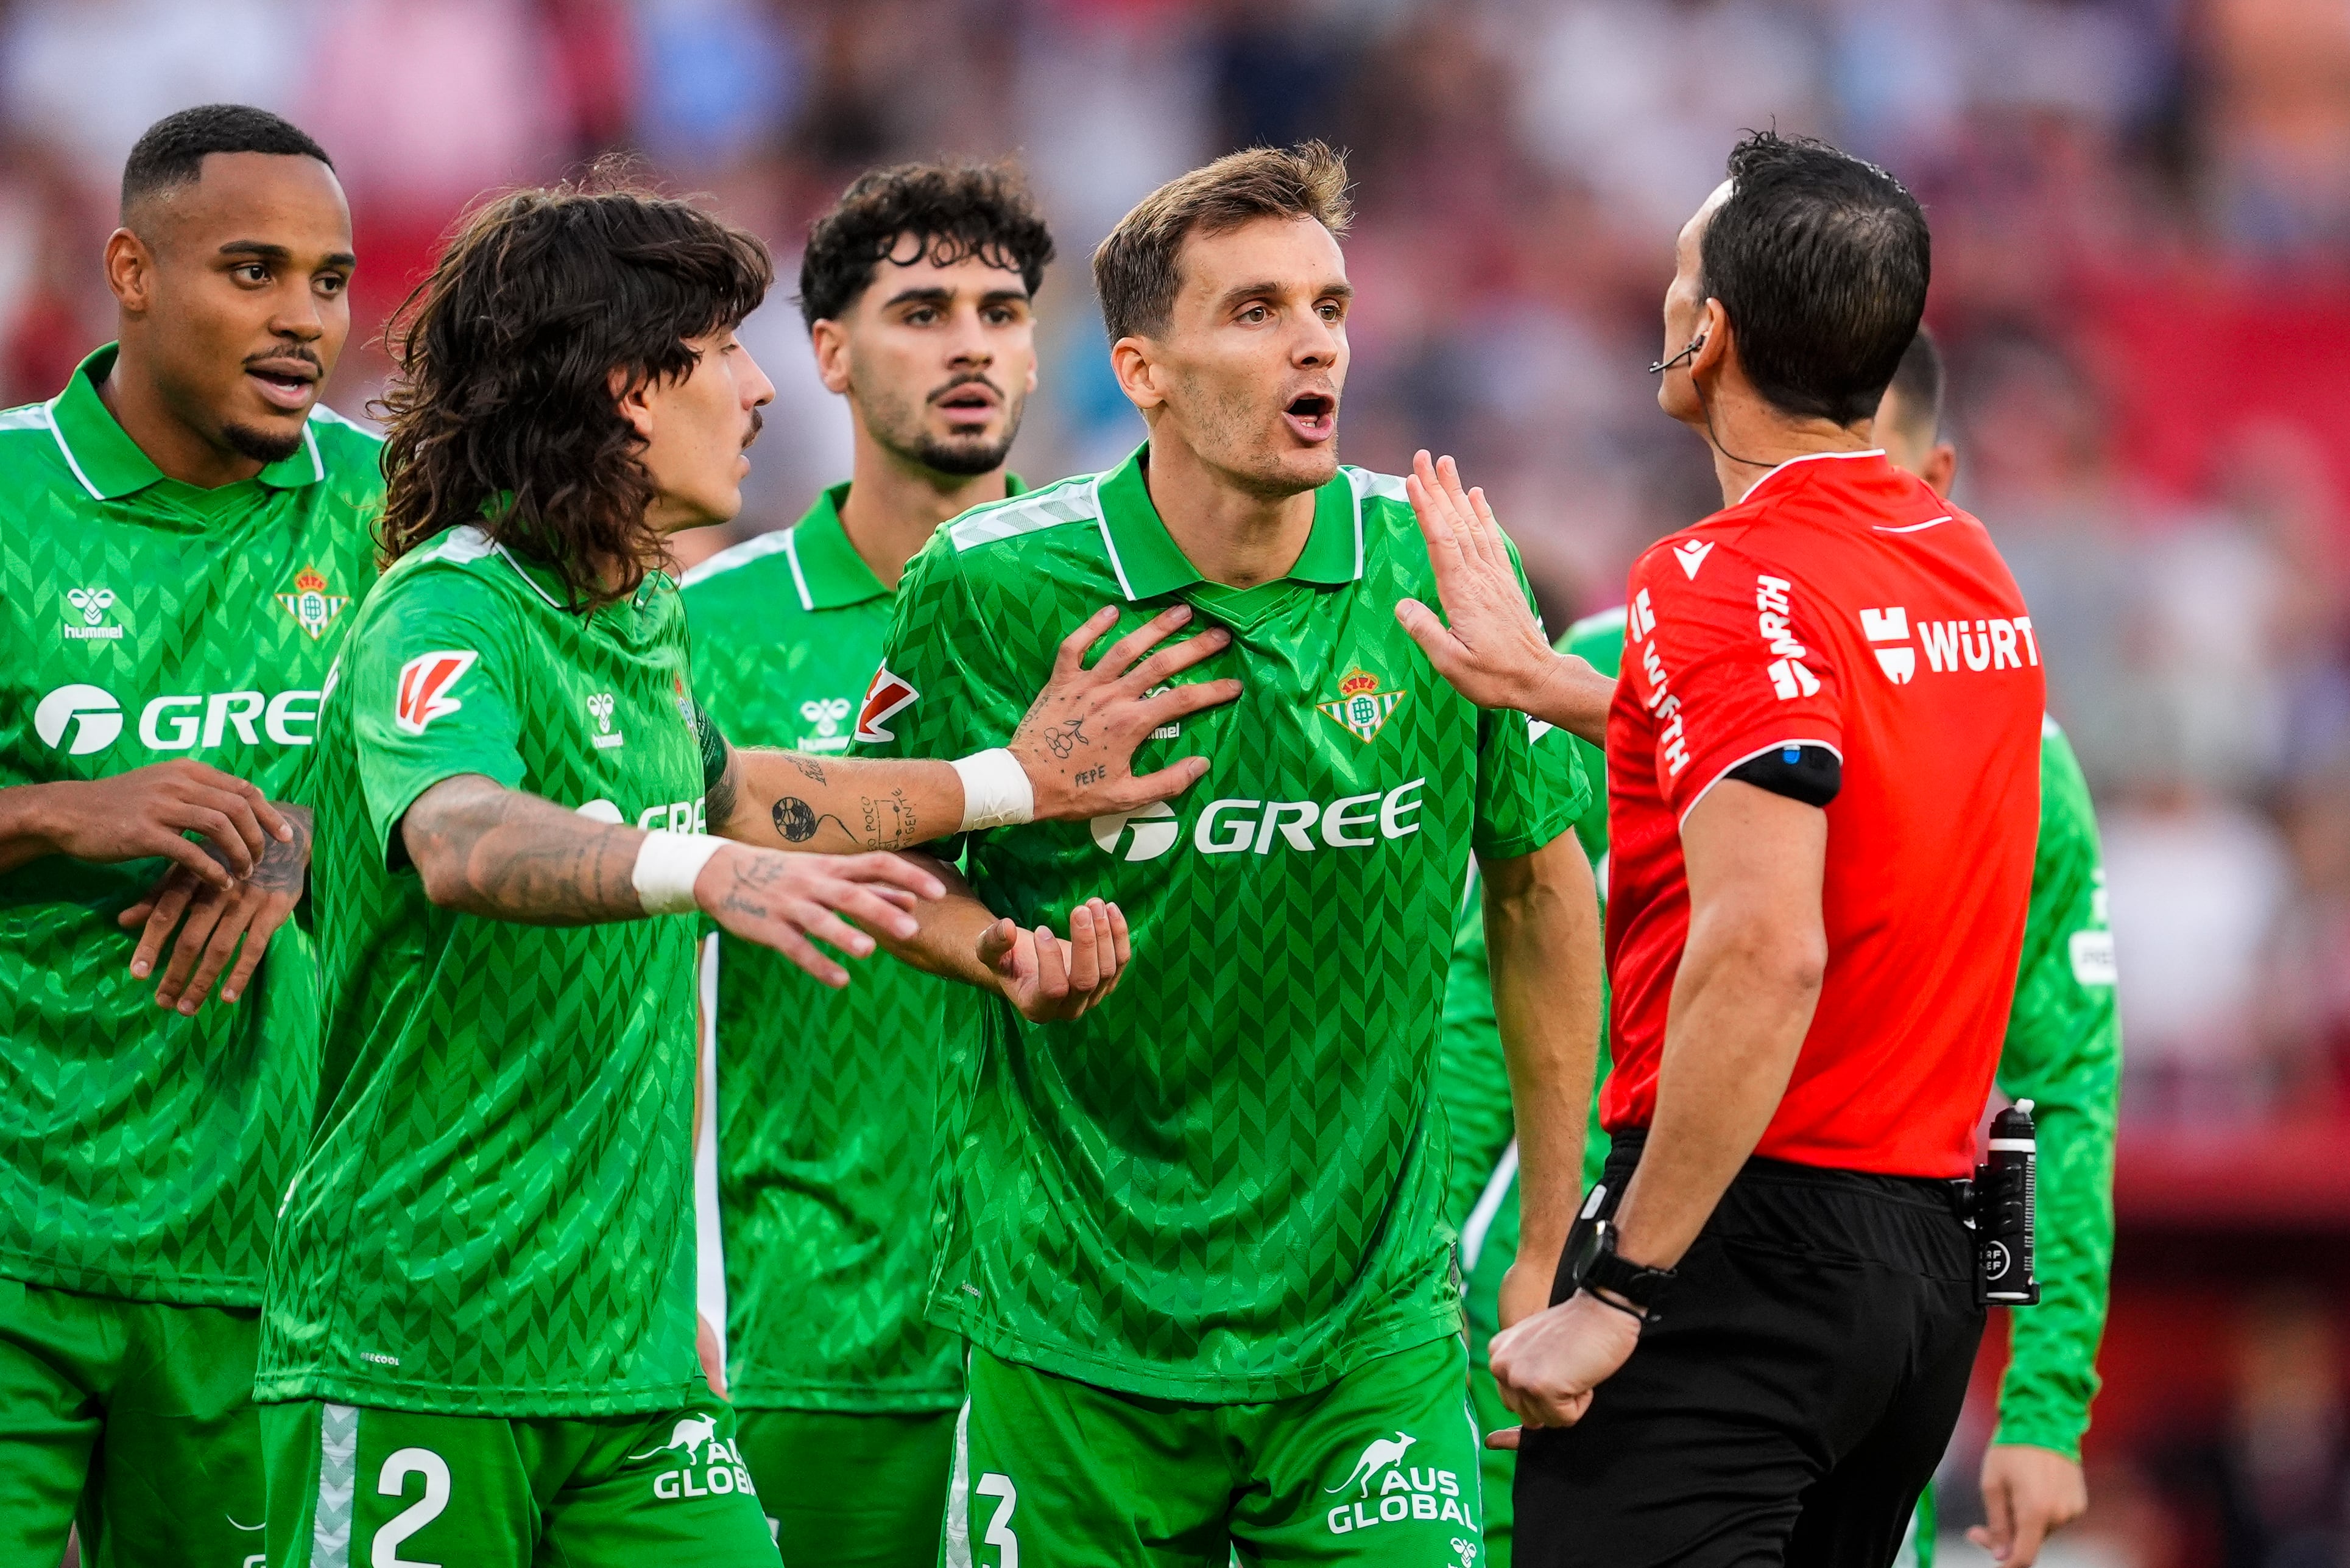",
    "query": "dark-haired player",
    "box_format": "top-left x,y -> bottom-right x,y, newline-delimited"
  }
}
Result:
681,162 -> 1054,1567
1402,133 -> 2045,1566
254,174 -> 1229,1566
0,104 -> 375,1567
1441,329 -> 2117,1568
862,143 -> 1601,1567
